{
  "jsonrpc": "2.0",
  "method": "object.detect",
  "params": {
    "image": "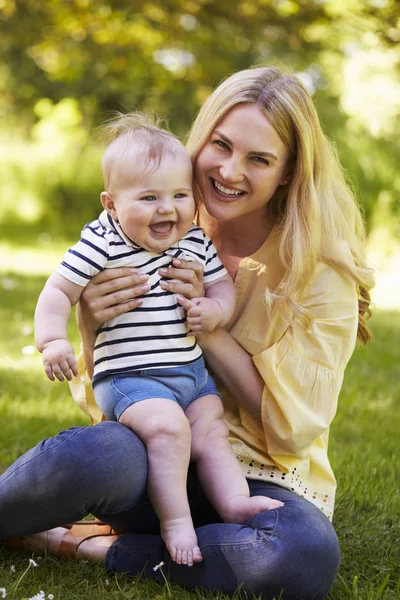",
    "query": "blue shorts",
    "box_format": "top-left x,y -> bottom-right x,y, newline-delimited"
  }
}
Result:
93,357 -> 220,421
